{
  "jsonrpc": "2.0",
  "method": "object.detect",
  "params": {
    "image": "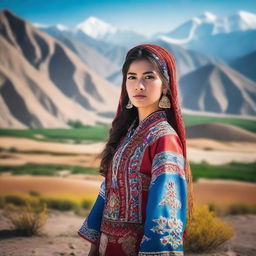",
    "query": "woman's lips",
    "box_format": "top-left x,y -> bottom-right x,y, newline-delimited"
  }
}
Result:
133,95 -> 146,99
